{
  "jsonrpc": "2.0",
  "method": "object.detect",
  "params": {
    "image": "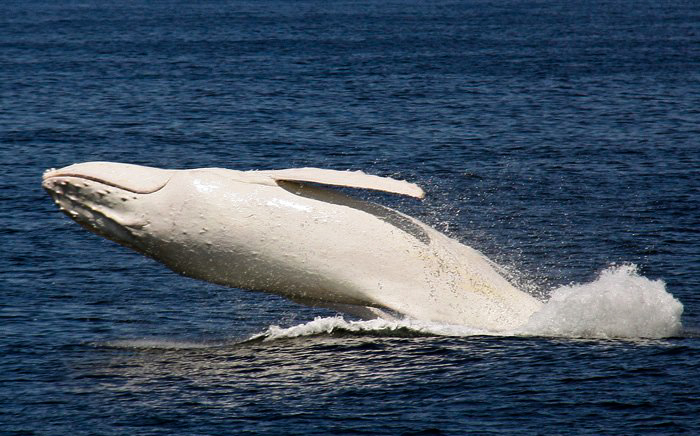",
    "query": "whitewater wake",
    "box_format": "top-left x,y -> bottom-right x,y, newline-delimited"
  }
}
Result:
255,264 -> 684,341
